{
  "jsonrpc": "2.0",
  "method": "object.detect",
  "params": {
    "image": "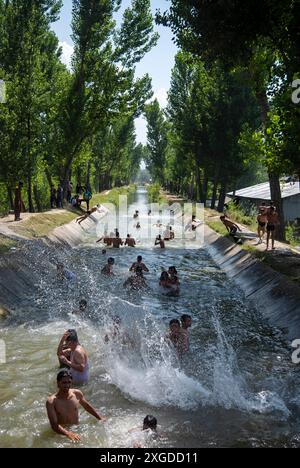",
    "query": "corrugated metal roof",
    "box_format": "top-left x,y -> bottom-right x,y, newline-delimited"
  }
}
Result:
228,181 -> 300,200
